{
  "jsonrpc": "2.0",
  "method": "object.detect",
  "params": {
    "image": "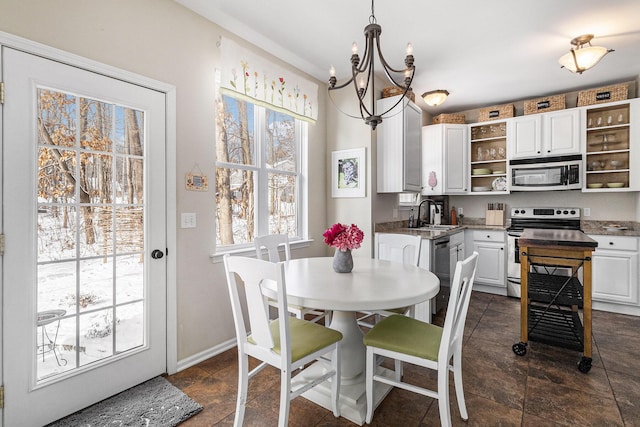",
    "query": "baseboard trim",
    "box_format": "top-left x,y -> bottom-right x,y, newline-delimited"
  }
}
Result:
176,338 -> 237,372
